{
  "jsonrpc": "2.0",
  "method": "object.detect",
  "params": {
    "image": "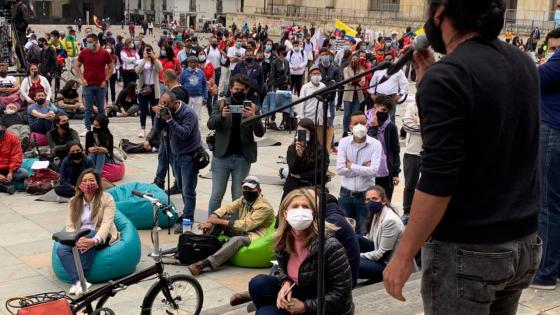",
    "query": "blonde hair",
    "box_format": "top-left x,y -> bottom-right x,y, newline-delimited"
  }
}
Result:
274,188 -> 338,255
